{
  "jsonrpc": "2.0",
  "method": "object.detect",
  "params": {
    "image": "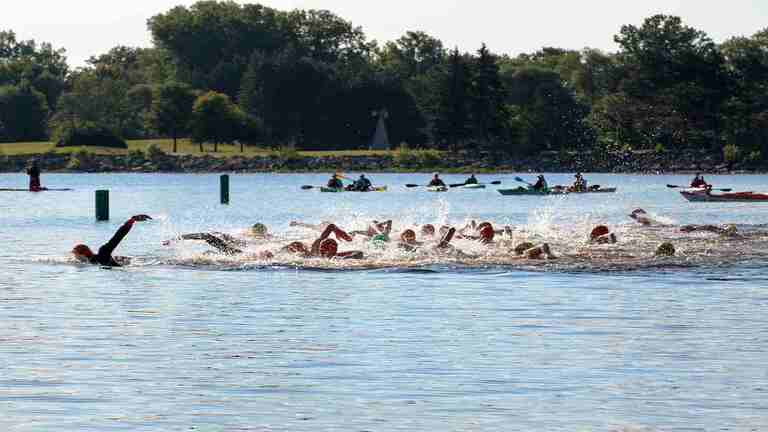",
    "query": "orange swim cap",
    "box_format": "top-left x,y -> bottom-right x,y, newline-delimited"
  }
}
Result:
479,225 -> 495,242
590,225 -> 610,240
319,238 -> 338,257
401,229 -> 416,243
72,244 -> 93,257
